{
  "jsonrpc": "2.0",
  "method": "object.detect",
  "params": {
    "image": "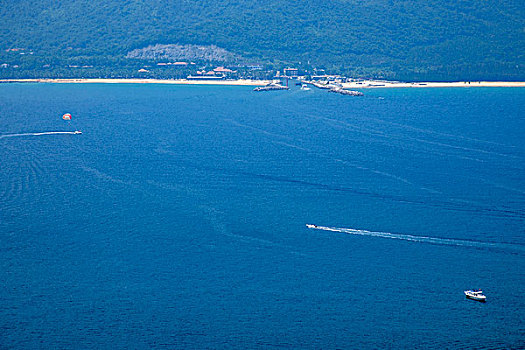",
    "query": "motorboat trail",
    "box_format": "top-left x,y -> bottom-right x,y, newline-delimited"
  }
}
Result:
0,131 -> 82,139
305,224 -> 525,253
